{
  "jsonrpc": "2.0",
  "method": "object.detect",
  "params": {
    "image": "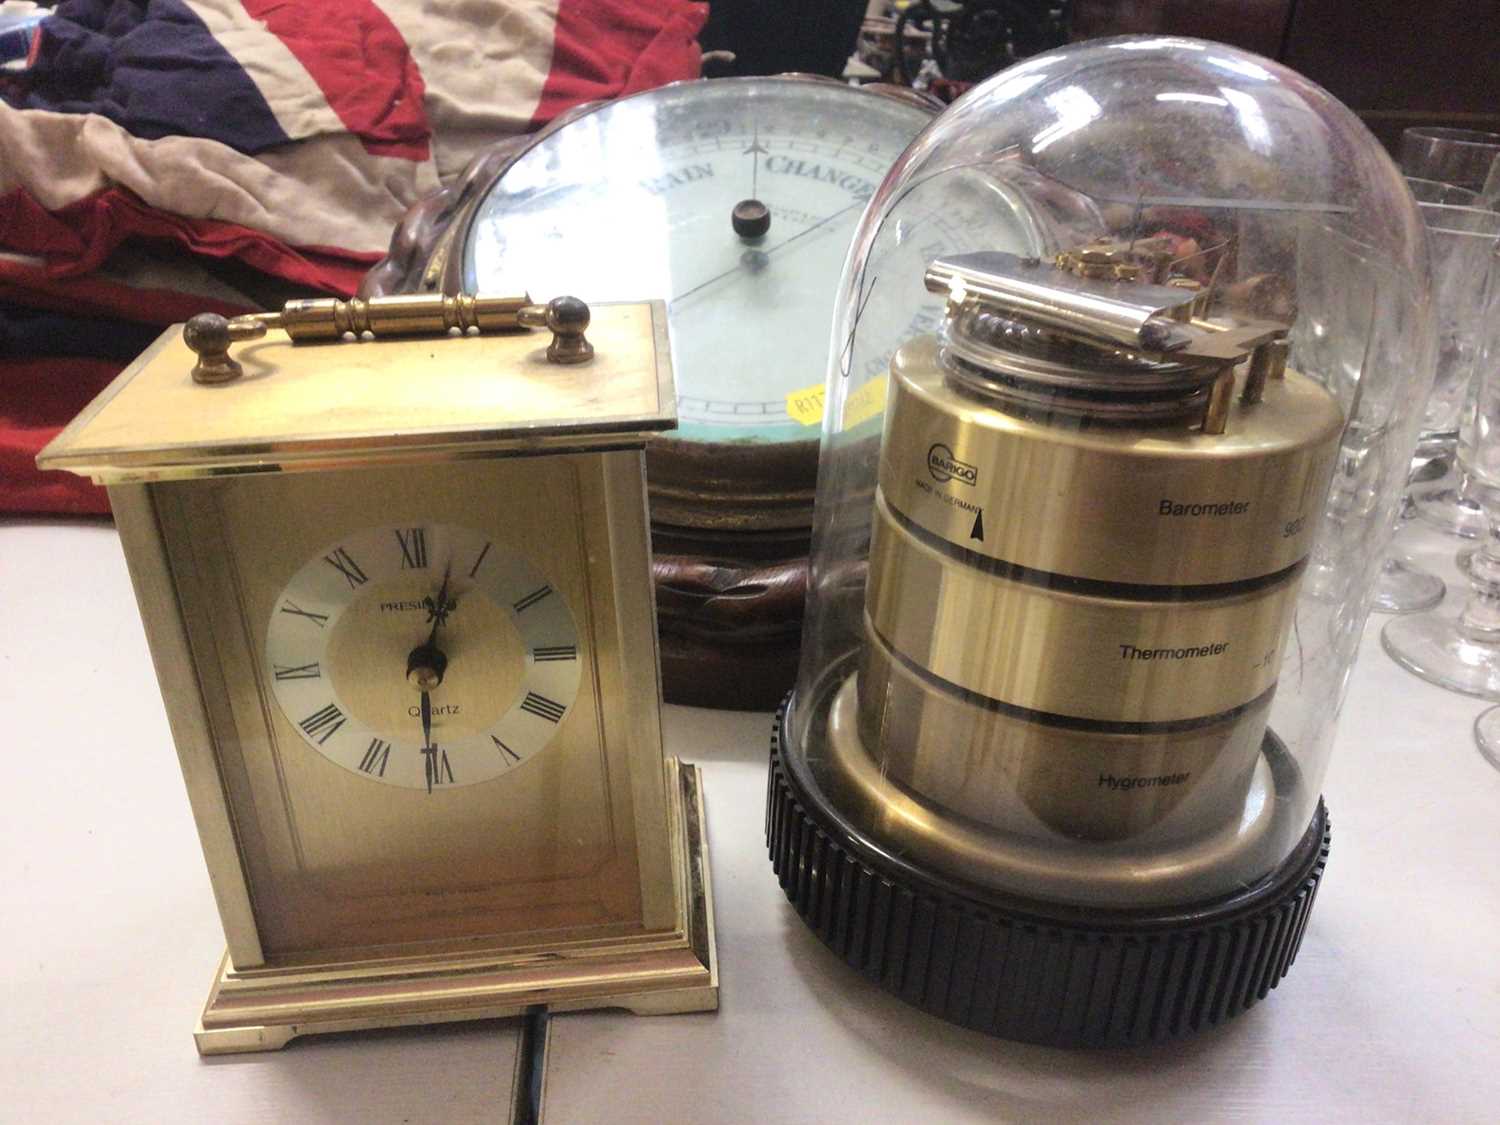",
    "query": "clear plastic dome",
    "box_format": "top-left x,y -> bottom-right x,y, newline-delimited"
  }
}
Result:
787,37 -> 1434,909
